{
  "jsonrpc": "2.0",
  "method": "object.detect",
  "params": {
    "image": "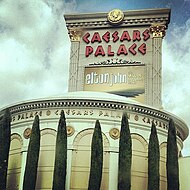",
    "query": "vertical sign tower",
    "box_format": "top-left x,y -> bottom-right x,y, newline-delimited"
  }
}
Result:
64,8 -> 170,108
